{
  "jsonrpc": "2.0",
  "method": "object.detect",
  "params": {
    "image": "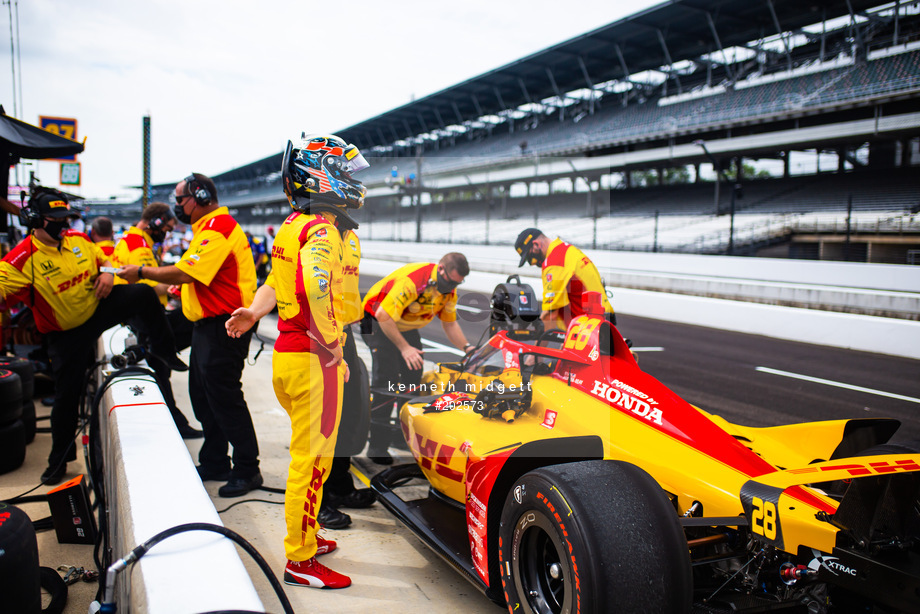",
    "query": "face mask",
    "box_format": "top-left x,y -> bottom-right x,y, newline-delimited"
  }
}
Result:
173,202 -> 192,224
44,219 -> 70,241
529,247 -> 545,267
436,269 -> 460,294
149,228 -> 168,244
